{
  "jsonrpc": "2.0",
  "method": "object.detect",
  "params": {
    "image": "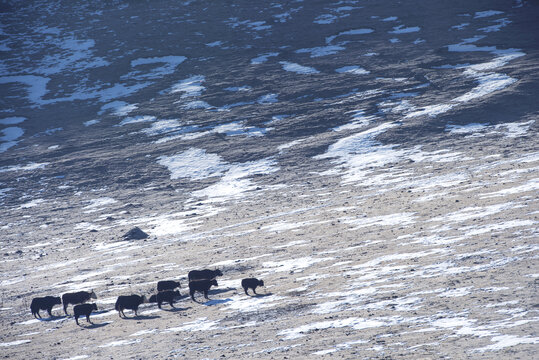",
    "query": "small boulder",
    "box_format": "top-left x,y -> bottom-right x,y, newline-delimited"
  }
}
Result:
123,227 -> 149,240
